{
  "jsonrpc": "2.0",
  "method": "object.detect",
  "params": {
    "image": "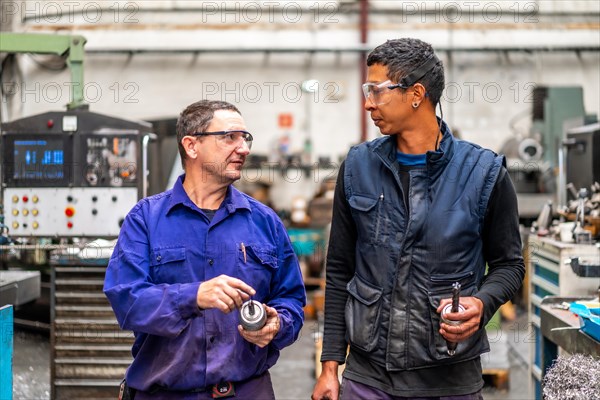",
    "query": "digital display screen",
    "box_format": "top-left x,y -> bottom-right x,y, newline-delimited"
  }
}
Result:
13,139 -> 65,180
